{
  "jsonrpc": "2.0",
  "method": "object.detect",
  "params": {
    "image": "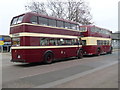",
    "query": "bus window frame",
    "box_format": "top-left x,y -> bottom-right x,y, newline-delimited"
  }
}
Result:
30,16 -> 38,24
11,15 -> 24,25
56,20 -> 64,28
38,16 -> 49,26
48,19 -> 57,27
80,27 -> 87,32
11,37 -> 20,47
17,15 -> 24,24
